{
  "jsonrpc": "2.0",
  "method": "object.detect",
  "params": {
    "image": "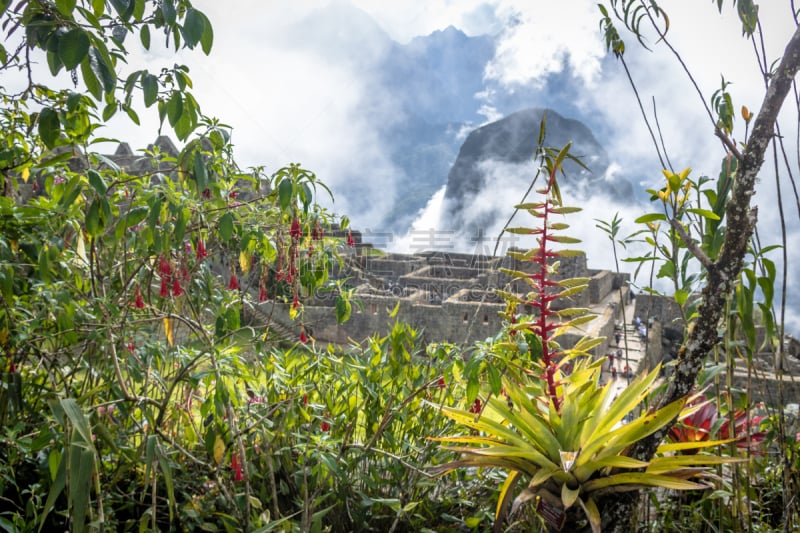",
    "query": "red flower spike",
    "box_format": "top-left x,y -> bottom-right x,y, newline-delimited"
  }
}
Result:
259,283 -> 268,302
303,394 -> 308,406
290,217 -> 302,241
228,273 -> 239,291
292,294 -> 300,309
320,420 -> 330,432
436,377 -> 446,389
299,330 -> 308,343
134,287 -> 145,309
159,277 -> 169,298
346,230 -> 355,247
196,238 -> 208,260
171,277 -> 183,297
